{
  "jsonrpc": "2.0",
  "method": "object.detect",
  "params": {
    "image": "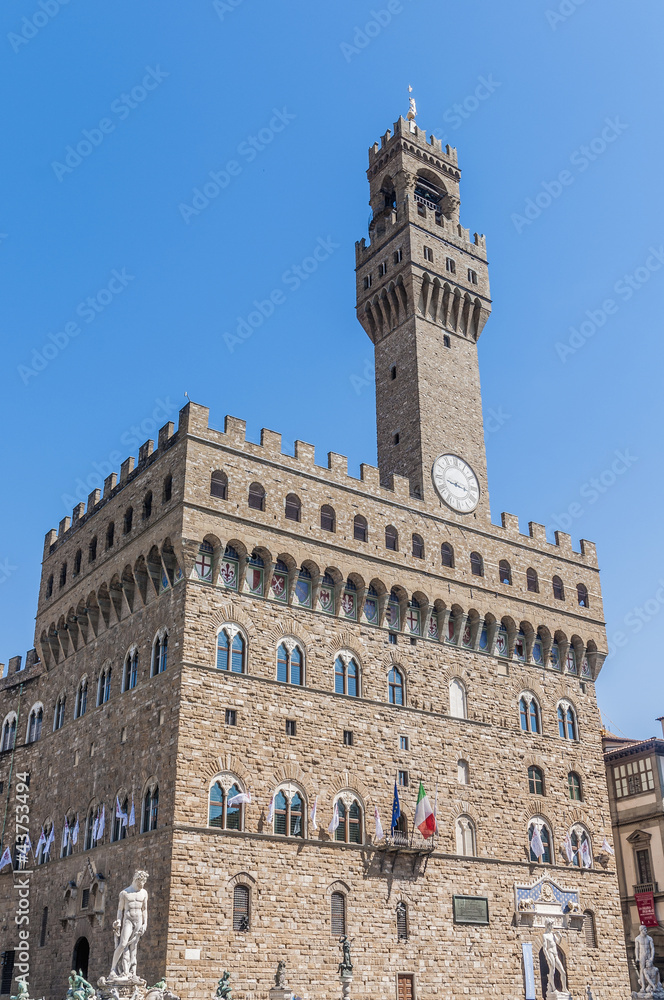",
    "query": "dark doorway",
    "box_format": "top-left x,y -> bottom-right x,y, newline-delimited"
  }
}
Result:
539,944 -> 567,997
72,937 -> 90,978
